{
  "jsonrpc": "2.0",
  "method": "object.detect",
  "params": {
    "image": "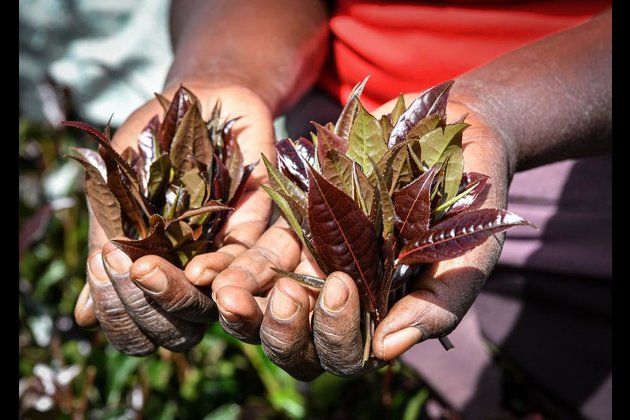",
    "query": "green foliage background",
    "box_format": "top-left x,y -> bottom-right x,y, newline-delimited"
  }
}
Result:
18,118 -> 431,419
